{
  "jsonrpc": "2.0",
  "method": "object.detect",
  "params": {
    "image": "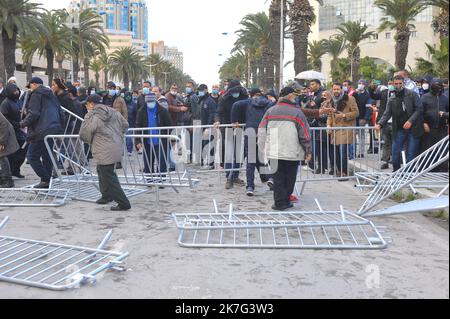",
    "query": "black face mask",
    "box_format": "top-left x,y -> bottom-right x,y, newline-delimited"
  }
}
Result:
430,85 -> 443,95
